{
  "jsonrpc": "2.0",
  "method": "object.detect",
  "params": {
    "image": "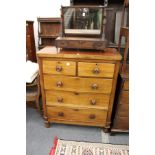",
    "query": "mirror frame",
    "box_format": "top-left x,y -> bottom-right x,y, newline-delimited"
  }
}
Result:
61,5 -> 105,38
